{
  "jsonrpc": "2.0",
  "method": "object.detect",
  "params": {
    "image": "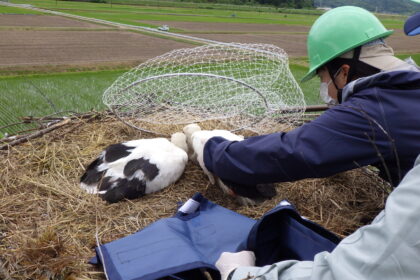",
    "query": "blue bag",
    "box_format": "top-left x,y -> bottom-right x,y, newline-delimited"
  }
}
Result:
247,201 -> 340,266
90,193 -> 256,280
91,195 -> 340,279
